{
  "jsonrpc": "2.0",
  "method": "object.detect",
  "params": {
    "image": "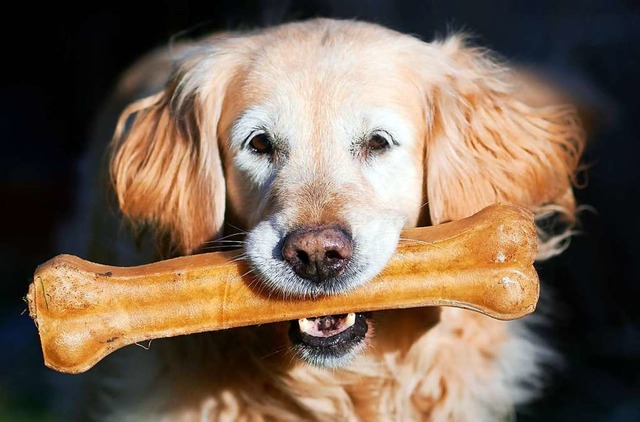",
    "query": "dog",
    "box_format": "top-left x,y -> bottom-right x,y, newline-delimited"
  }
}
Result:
78,18 -> 584,421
